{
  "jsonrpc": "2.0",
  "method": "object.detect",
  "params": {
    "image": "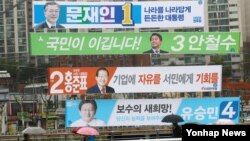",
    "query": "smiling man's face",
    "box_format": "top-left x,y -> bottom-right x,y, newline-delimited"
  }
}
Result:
44,5 -> 59,25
